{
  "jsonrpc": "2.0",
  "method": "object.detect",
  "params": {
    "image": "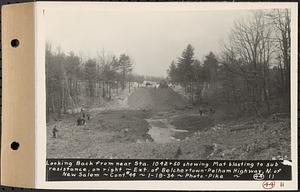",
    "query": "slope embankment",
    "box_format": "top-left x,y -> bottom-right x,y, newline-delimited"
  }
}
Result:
127,87 -> 187,111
